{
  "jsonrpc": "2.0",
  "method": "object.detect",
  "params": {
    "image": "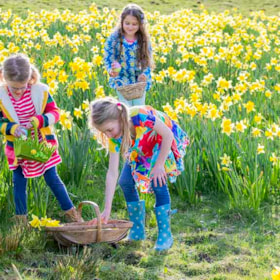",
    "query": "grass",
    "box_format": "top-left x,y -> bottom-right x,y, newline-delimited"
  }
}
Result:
0,0 -> 279,15
0,193 -> 279,279
0,1 -> 280,279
